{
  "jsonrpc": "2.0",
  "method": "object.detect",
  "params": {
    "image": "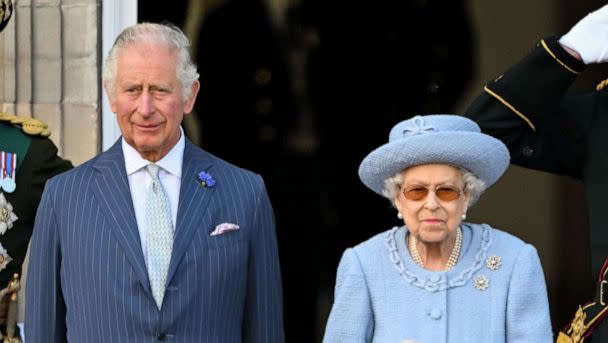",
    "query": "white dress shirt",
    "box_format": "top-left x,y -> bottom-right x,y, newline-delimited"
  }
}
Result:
122,129 -> 184,261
